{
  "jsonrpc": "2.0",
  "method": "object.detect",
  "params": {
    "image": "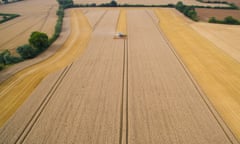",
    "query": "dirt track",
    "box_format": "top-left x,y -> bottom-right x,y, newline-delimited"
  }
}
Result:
0,8 -> 238,144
